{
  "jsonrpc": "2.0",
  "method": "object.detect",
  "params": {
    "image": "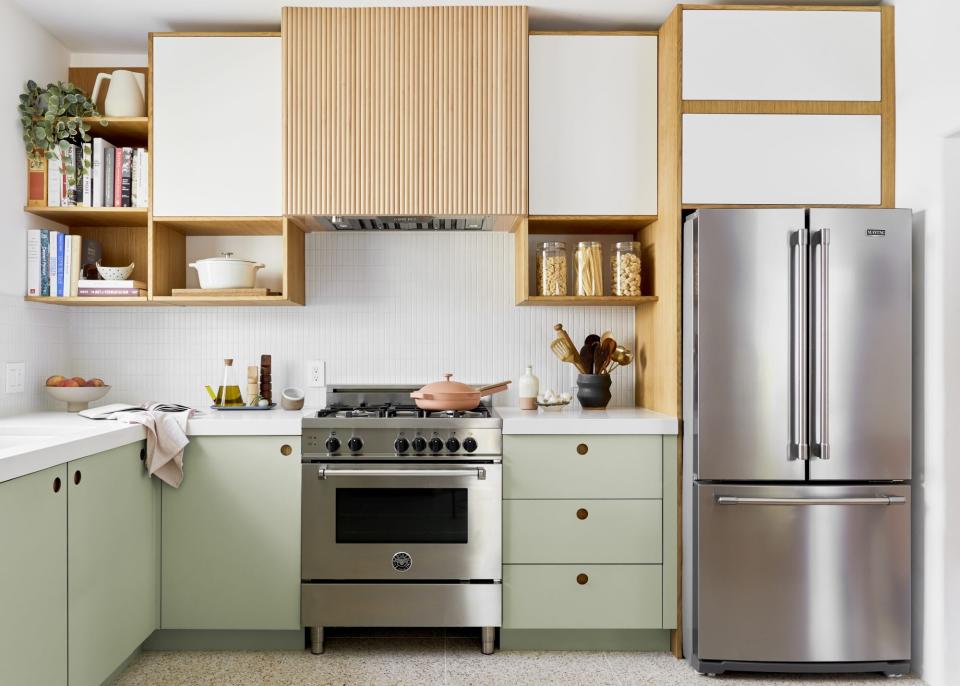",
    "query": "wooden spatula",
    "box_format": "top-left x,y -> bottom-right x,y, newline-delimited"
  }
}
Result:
551,324 -> 588,373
